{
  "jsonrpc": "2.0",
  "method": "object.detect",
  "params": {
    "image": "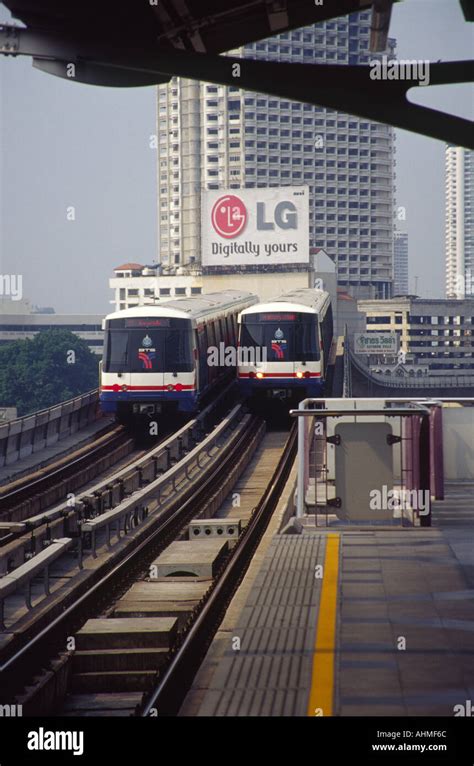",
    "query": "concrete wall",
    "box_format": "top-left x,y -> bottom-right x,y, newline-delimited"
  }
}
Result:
442,405 -> 474,481
0,390 -> 99,468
